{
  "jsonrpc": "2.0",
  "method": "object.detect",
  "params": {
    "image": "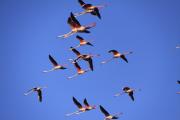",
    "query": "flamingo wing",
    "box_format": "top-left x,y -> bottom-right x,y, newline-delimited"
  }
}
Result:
70,12 -> 81,27
74,62 -> 82,70
129,92 -> 134,101
86,42 -> 93,46
37,89 -> 42,102
49,55 -> 58,66
70,47 -> 81,56
78,0 -> 86,6
83,98 -> 90,107
87,58 -> 93,71
177,80 -> 180,84
120,55 -> 128,63
99,105 -> 110,117
76,35 -> 84,41
73,97 -> 83,109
